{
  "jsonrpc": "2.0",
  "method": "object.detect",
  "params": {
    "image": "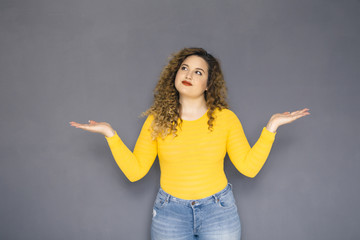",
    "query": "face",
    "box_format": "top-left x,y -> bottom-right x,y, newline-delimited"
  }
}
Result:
174,55 -> 209,99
